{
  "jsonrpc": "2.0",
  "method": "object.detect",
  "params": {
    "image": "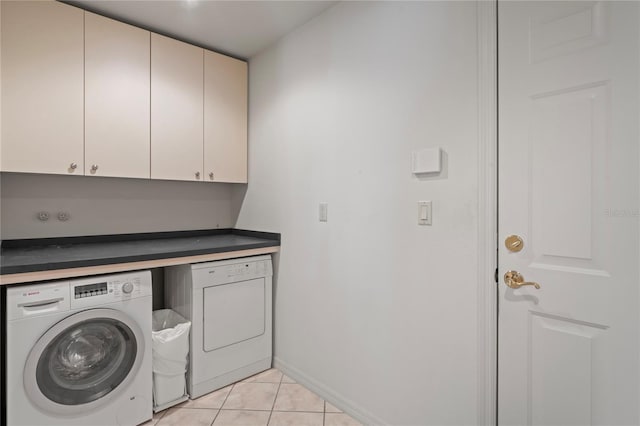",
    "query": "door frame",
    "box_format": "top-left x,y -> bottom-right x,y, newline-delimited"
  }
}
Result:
476,1 -> 498,425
